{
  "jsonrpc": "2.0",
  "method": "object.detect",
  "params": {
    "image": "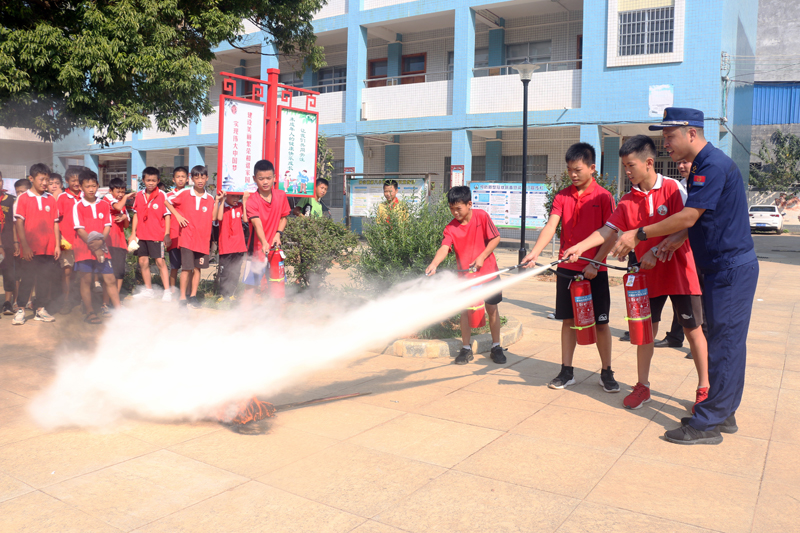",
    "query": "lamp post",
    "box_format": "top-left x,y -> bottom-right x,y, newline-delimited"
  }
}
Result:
511,59 -> 539,265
